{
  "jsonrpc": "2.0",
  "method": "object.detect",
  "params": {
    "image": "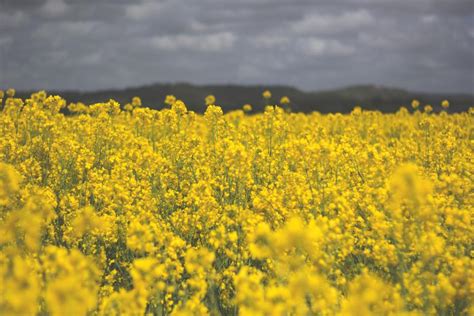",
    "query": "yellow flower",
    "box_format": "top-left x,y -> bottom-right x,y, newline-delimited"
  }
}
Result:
6,88 -> 15,97
132,96 -> 142,107
172,99 -> 187,115
441,99 -> 449,109
280,96 -> 290,105
124,103 -> 133,111
0,89 -> 471,315
205,94 -> 216,106
262,90 -> 272,99
1,256 -> 40,315
165,94 -> 176,106
0,163 -> 21,206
